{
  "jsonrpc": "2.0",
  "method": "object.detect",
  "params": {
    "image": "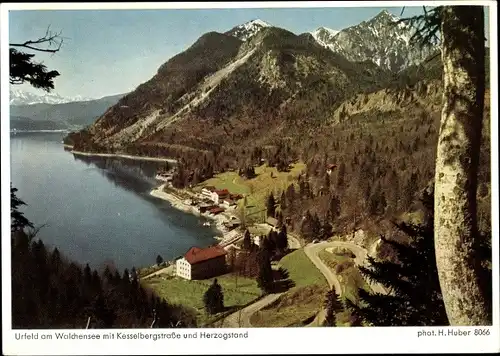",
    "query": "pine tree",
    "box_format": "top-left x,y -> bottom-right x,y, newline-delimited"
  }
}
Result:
280,192 -> 287,211
266,192 -> 276,218
83,264 -> 92,287
257,249 -> 274,293
285,184 -> 296,211
336,162 -> 346,188
300,211 -> 314,241
203,279 -> 224,314
276,225 -> 288,251
324,289 -> 343,326
156,255 -> 164,266
267,230 -> 278,253
345,186 -> 449,326
243,229 -> 252,250
276,210 -> 284,228
328,194 -> 341,223
312,214 -> 321,239
11,185 -> 34,232
320,220 -> 333,240
260,235 -> 274,255
122,269 -> 130,285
